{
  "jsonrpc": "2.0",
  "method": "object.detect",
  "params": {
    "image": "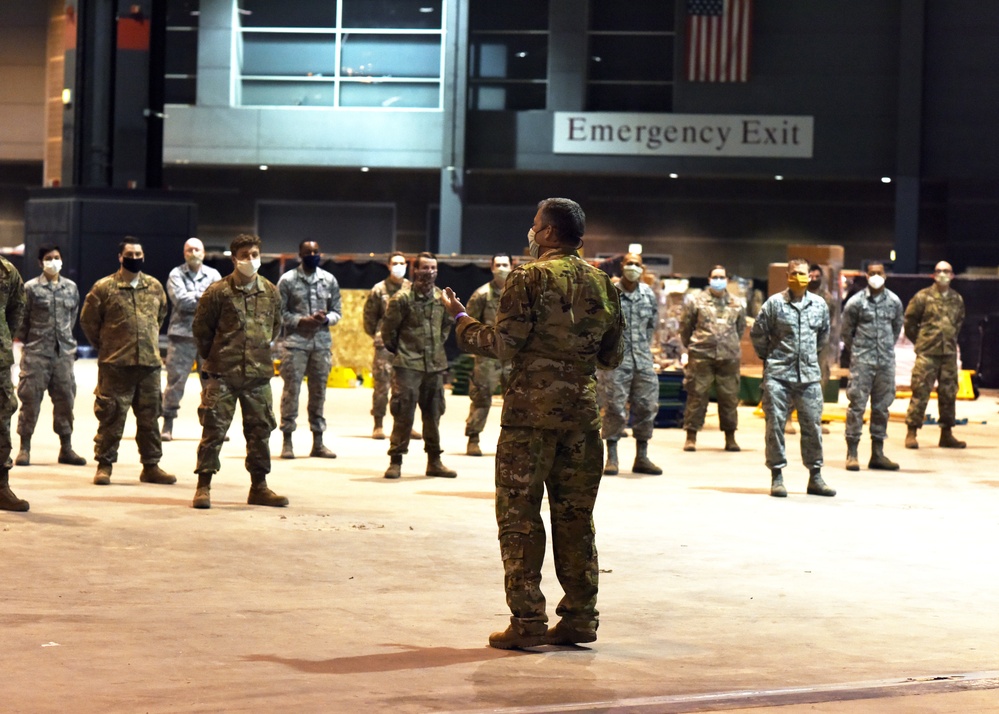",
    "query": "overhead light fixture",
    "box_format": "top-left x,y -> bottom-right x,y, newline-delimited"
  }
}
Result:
890,250 -> 896,261
360,167 -> 370,172
61,88 -> 72,105
259,165 -> 268,171
515,52 -> 527,58
668,173 -> 678,179
774,175 -> 784,181
881,177 -> 892,183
